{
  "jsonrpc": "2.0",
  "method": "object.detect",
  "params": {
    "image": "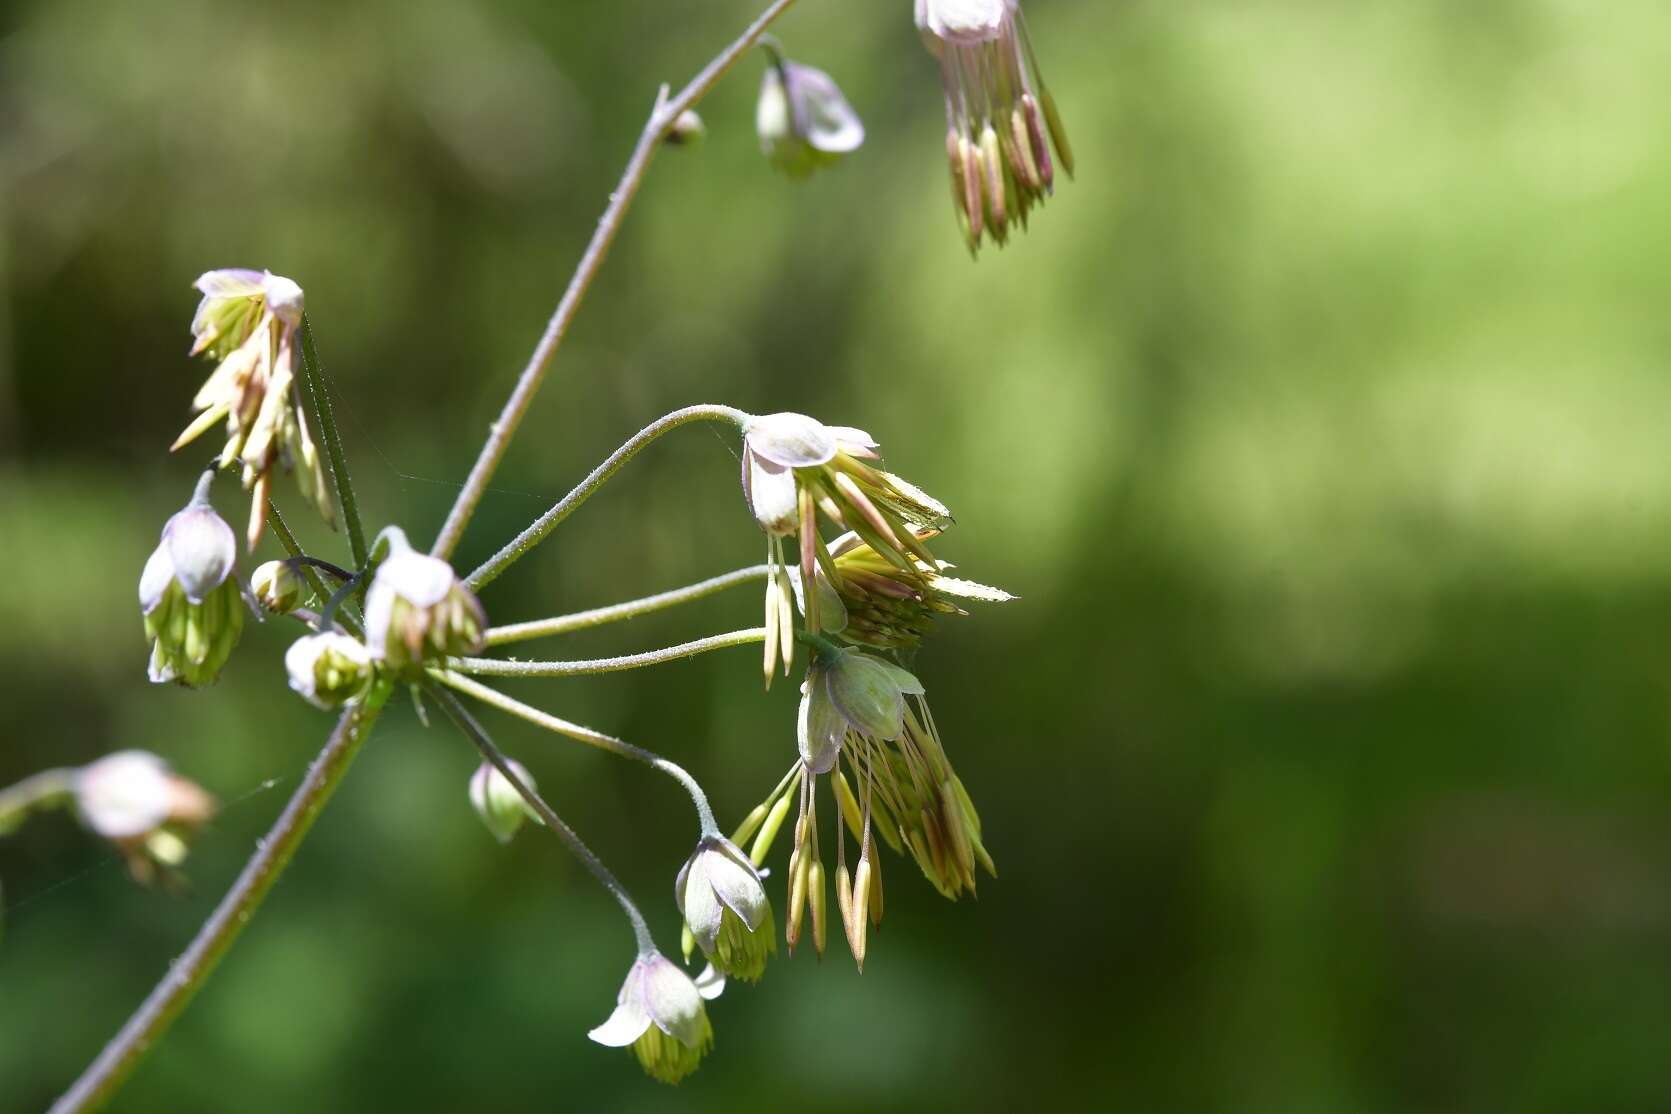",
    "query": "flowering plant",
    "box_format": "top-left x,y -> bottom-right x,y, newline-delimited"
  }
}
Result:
3,1 -> 1068,1104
